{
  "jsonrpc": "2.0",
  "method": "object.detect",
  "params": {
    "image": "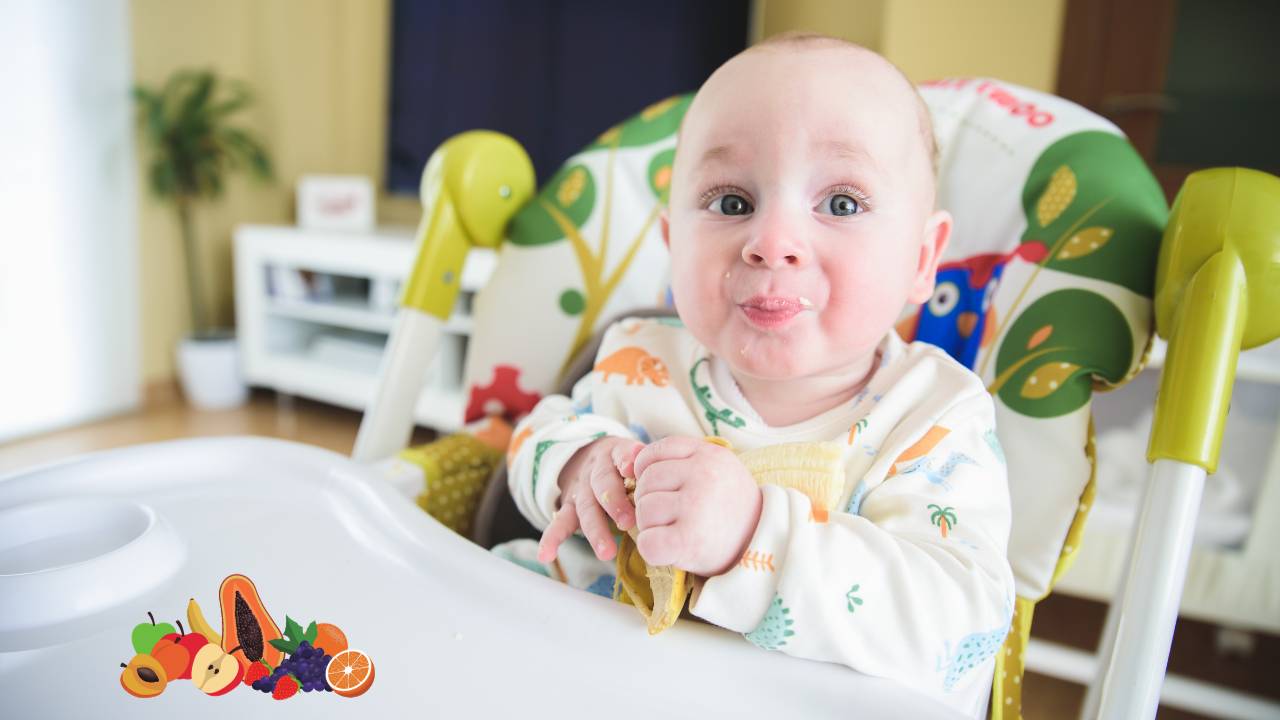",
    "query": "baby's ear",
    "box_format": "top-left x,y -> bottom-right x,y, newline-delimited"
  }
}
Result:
907,210 -> 952,304
660,209 -> 671,250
